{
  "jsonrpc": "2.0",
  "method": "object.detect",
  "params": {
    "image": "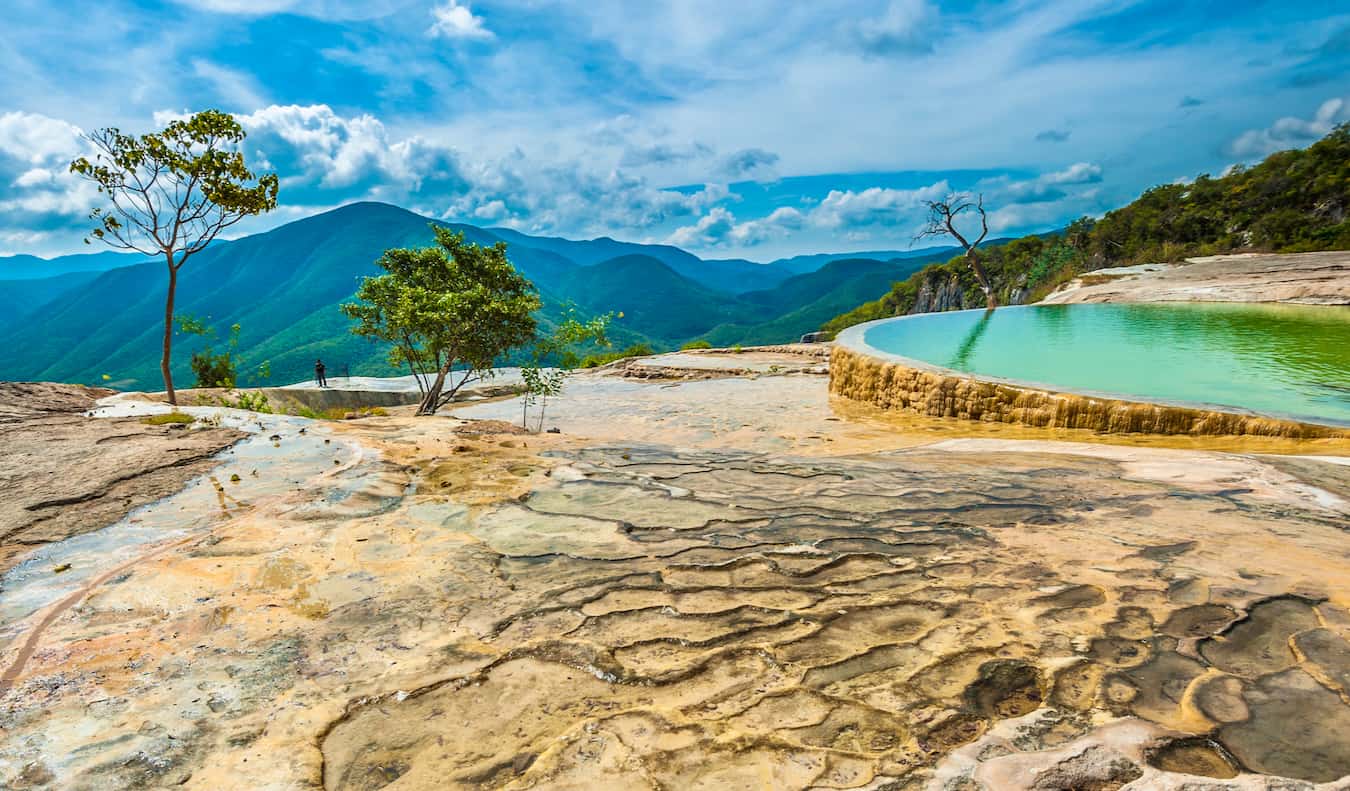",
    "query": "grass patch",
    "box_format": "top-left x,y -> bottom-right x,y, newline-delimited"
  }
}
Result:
294,405 -> 389,420
141,411 -> 195,426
